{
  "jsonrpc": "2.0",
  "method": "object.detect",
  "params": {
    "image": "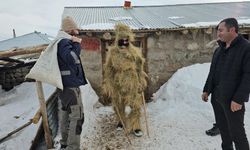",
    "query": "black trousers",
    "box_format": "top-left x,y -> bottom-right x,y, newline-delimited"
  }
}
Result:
211,92 -> 249,150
